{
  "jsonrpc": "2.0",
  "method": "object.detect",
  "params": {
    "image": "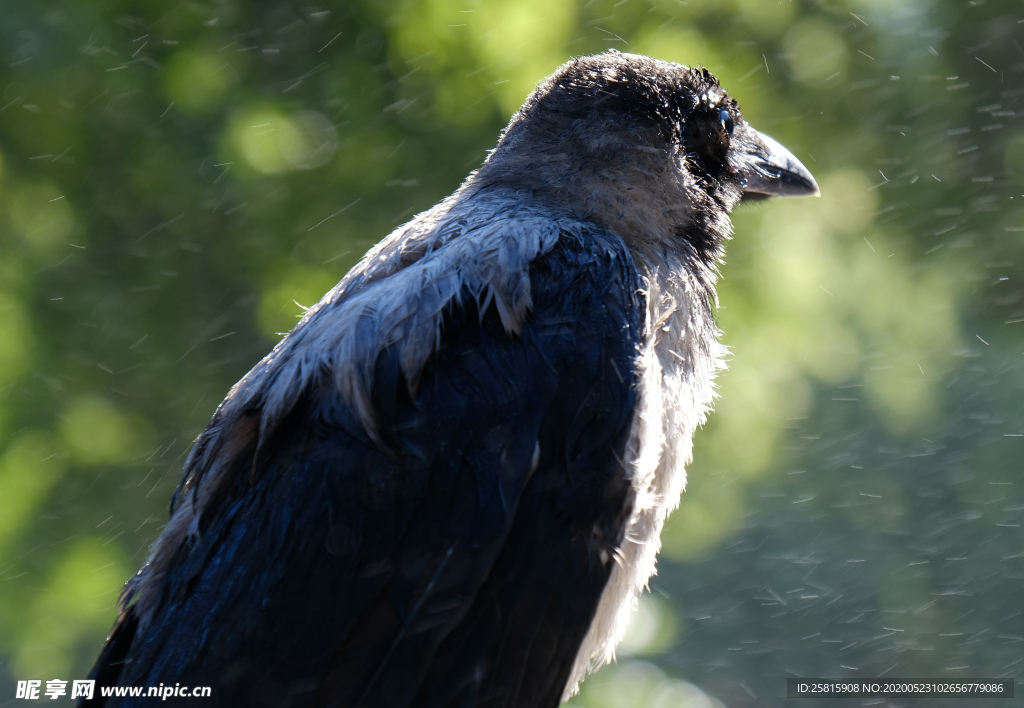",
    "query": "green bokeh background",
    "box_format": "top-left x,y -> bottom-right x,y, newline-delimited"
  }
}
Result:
0,1 -> 1022,706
